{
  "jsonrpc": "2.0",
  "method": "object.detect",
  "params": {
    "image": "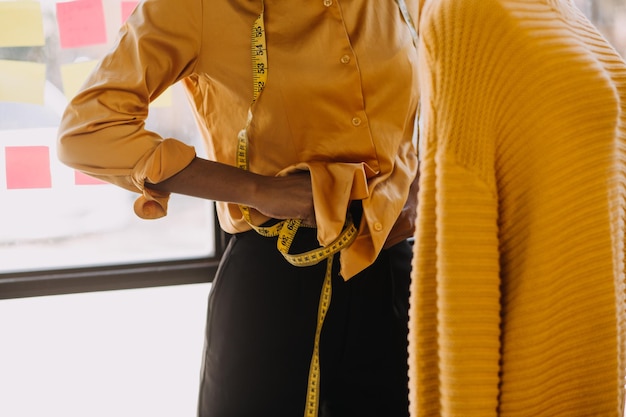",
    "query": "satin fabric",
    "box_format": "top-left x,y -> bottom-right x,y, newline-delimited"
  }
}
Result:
57,0 -> 420,279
